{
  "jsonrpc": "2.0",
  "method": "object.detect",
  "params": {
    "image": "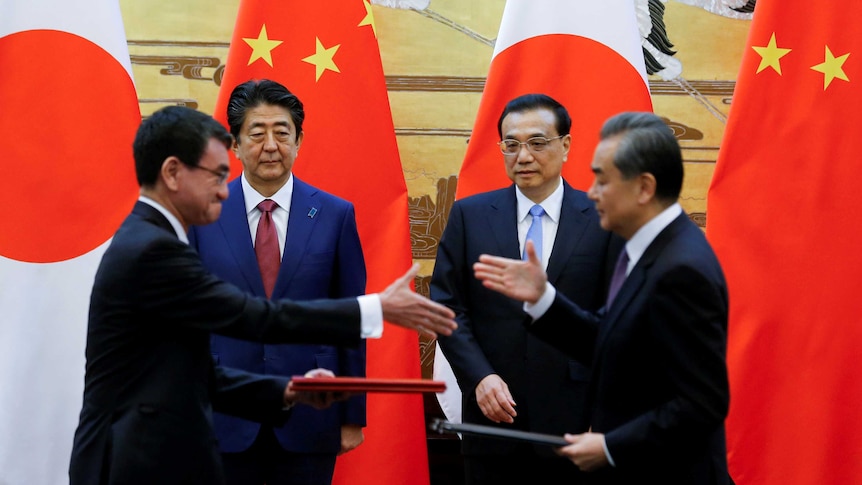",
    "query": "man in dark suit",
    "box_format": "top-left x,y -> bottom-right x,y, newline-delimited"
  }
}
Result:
188,80 -> 367,485
430,93 -> 618,485
474,111 -> 730,485
68,105 -> 456,485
